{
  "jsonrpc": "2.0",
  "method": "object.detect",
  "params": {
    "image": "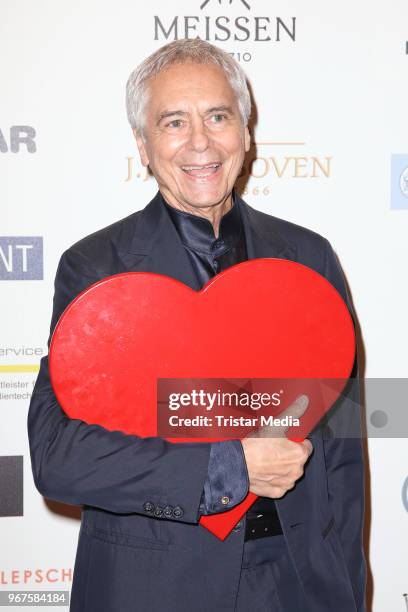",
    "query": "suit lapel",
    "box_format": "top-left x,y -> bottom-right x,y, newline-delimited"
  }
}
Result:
120,190 -> 297,289
120,192 -> 201,290
235,192 -> 297,262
